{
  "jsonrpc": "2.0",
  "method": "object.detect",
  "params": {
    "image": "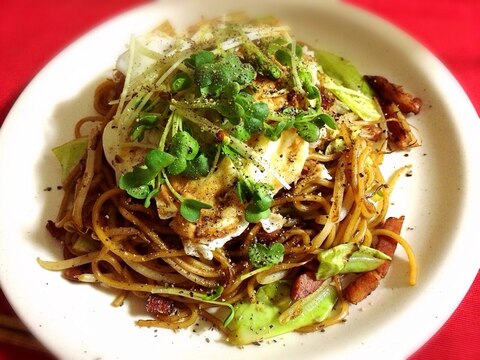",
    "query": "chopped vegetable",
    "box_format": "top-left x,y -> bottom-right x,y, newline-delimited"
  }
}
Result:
315,49 -> 381,121
52,137 -> 88,180
315,49 -> 372,94
228,280 -> 337,345
316,243 -> 391,280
